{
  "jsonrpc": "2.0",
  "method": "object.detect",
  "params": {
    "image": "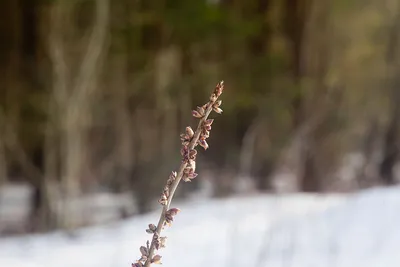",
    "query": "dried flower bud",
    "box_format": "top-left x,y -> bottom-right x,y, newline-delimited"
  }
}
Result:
167,208 -> 180,216
183,172 -> 198,182
198,139 -> 209,150
153,232 -> 159,240
153,237 -> 161,250
151,255 -> 162,264
140,246 -> 149,256
170,171 -> 177,179
197,106 -> 205,116
132,262 -> 143,267
189,172 -> 198,179
192,110 -> 202,118
146,229 -> 154,234
201,130 -> 210,139
213,106 -> 223,114
159,237 -> 167,248
183,165 -> 198,182
162,188 -> 169,200
164,214 -> 174,226
158,194 -> 168,206
210,93 -> 218,102
188,159 -> 196,170
185,126 -> 194,138
139,256 -> 147,262
214,81 -> 224,97
205,119 -> 214,126
148,224 -> 157,232
189,149 -> 197,160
